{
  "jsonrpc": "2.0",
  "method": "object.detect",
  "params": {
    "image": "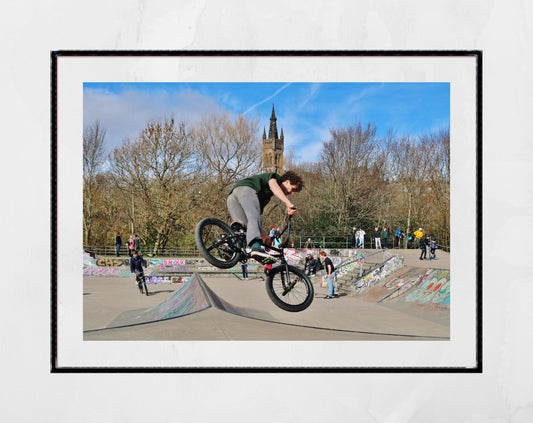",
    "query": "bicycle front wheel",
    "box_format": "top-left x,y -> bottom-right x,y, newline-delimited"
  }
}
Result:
266,265 -> 314,312
195,217 -> 242,269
